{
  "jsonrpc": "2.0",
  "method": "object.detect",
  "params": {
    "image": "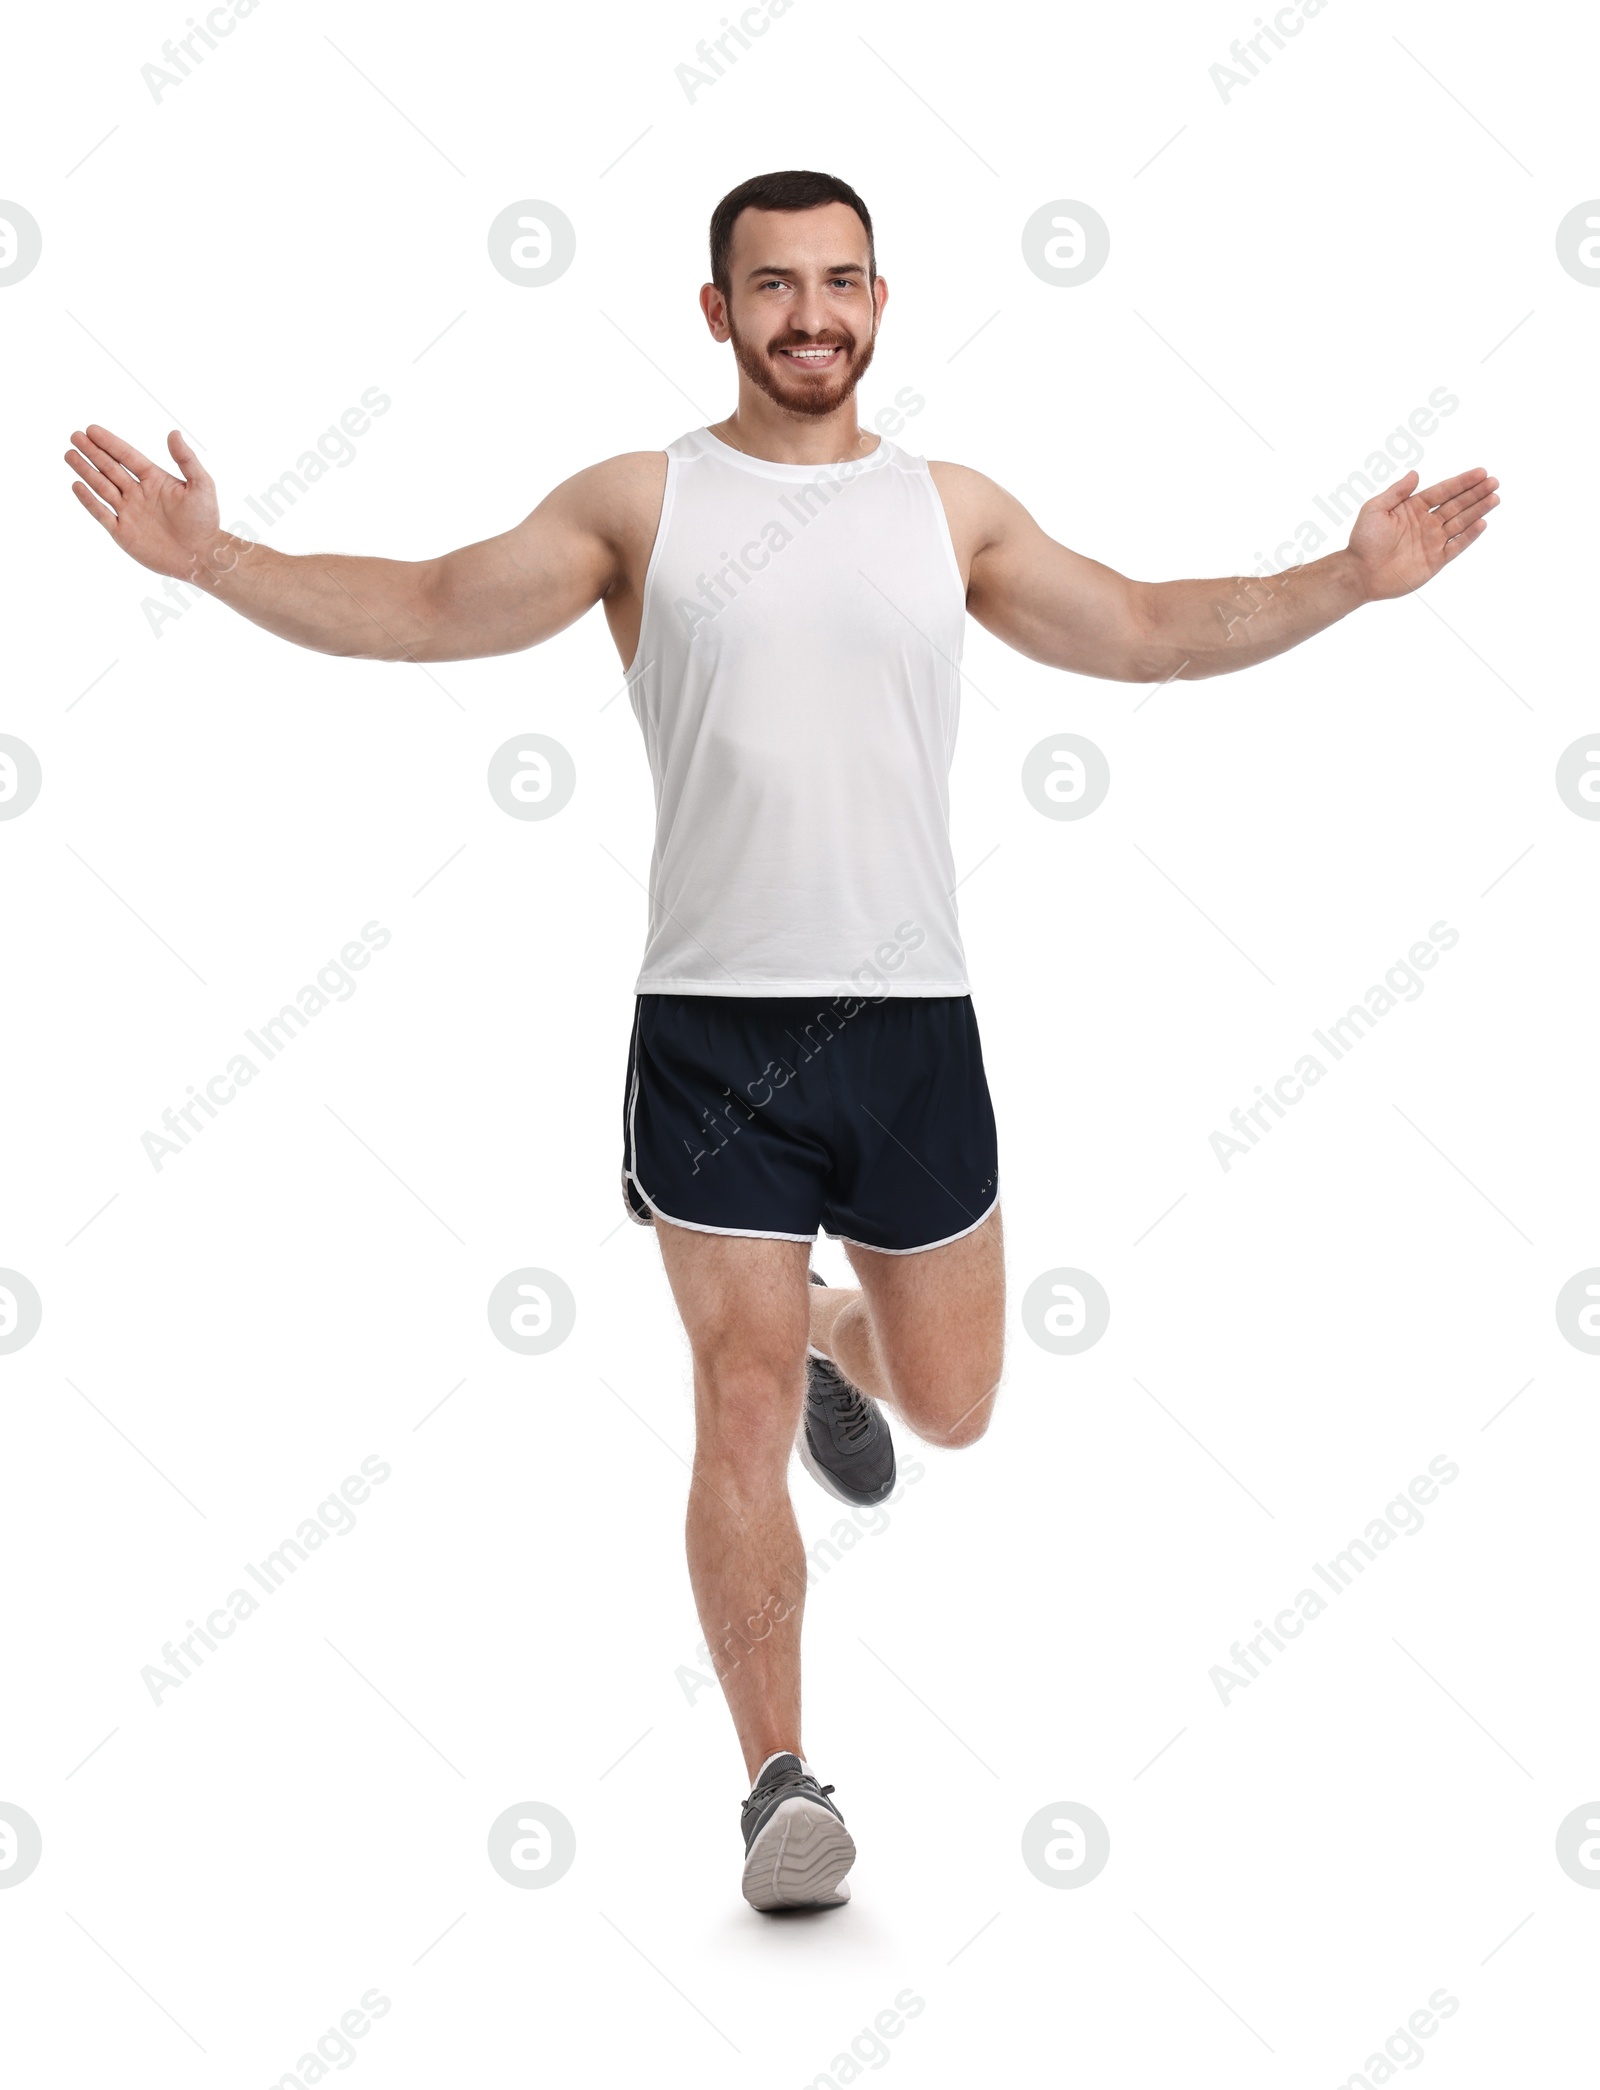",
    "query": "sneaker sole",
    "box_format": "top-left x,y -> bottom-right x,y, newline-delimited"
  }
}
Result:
796,1425 -> 897,1510
741,1797 -> 856,1911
